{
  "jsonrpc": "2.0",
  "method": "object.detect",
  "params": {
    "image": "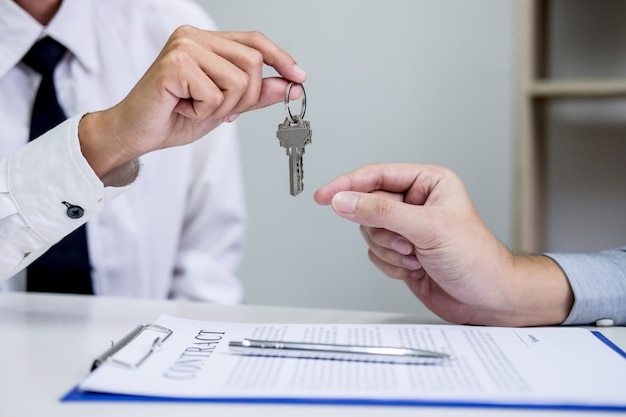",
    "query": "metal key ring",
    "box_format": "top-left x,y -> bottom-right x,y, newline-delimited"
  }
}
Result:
285,82 -> 306,123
